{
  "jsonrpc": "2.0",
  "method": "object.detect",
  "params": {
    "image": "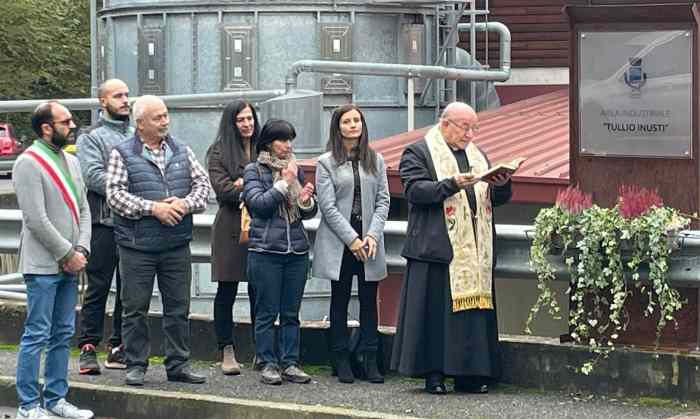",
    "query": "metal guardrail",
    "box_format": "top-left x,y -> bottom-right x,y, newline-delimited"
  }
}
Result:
0,90 -> 285,113
2,209 -> 700,300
